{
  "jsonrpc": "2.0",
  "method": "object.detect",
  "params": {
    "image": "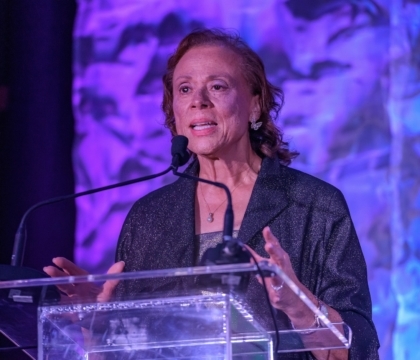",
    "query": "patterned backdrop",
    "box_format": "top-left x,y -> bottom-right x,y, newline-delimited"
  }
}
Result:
72,0 -> 420,358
